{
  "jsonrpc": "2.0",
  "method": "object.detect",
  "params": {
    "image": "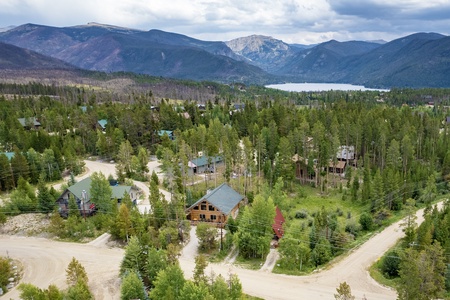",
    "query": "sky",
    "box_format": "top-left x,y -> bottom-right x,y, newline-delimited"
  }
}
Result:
0,0 -> 449,44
